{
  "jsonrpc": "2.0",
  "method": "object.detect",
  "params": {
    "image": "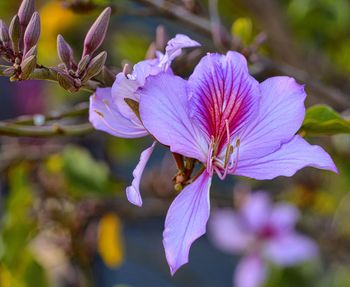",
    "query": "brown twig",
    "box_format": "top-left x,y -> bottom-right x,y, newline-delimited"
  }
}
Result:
0,122 -> 93,137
